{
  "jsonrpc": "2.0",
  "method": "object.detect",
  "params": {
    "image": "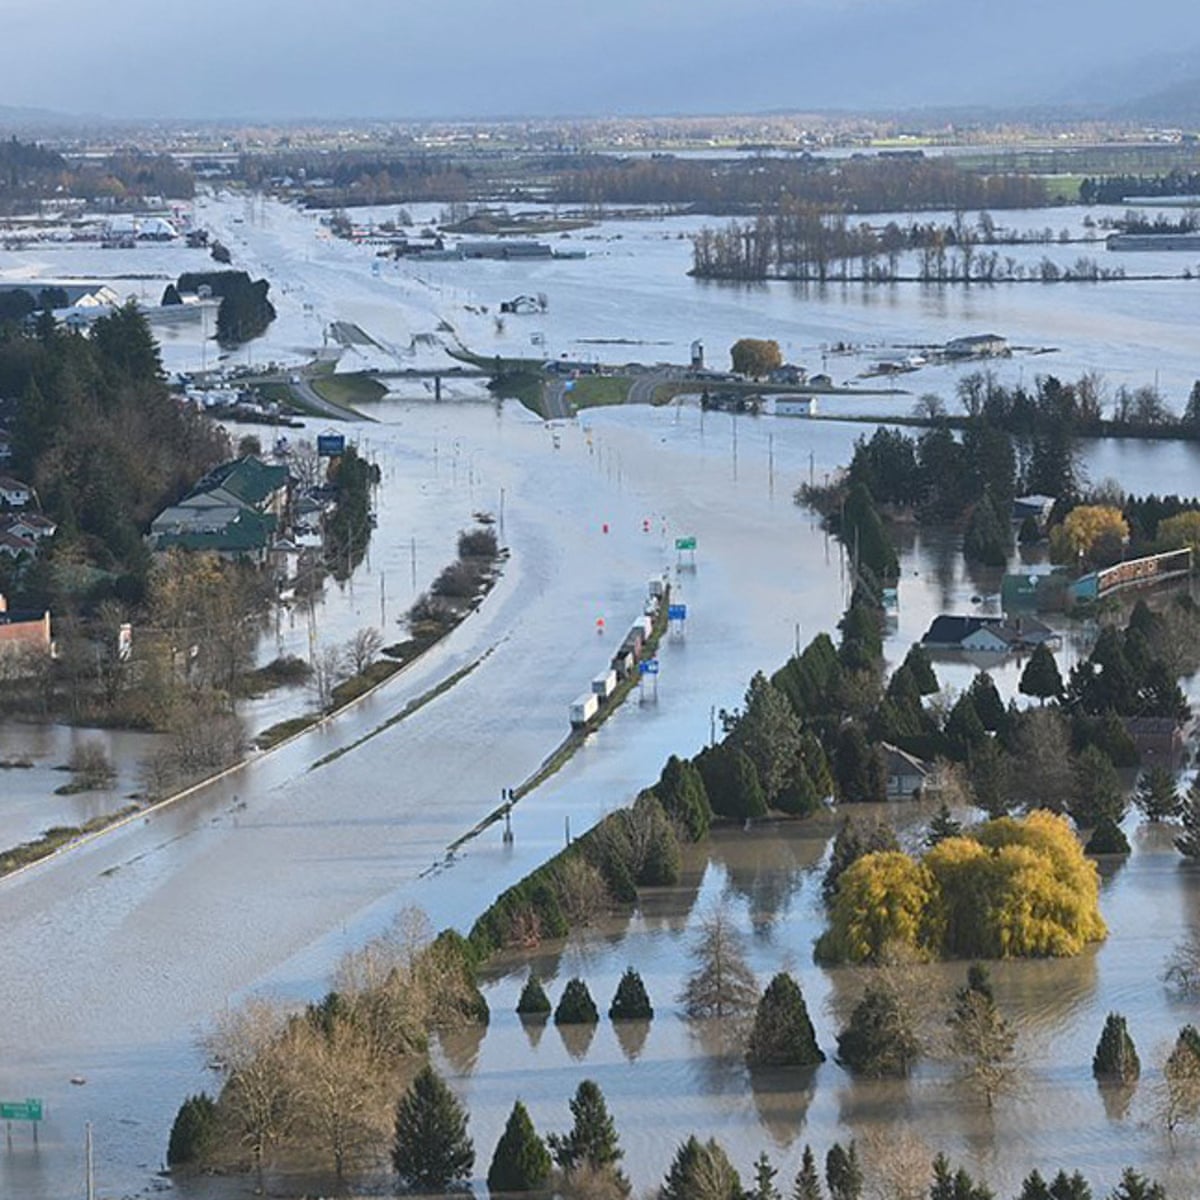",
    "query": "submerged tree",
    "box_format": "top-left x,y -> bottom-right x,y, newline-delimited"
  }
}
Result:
555,978 -> 600,1025
1092,1012 -> 1140,1085
947,965 -> 1018,1108
746,973 -> 824,1068
1134,767 -> 1182,822
679,905 -> 759,1019
836,981 -> 920,1077
517,974 -> 552,1018
609,967 -> 653,1021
